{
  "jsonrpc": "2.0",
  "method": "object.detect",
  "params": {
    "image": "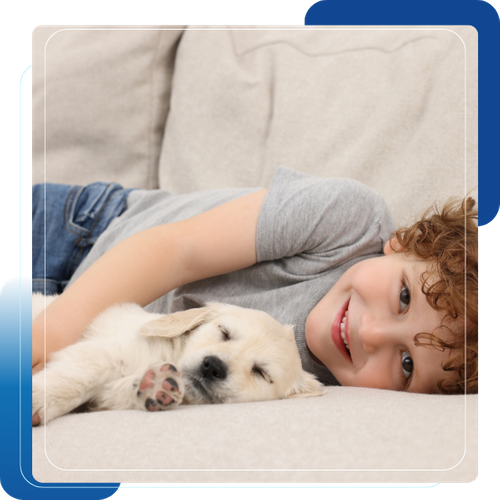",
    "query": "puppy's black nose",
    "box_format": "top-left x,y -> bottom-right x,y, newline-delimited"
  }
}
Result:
201,356 -> 227,381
